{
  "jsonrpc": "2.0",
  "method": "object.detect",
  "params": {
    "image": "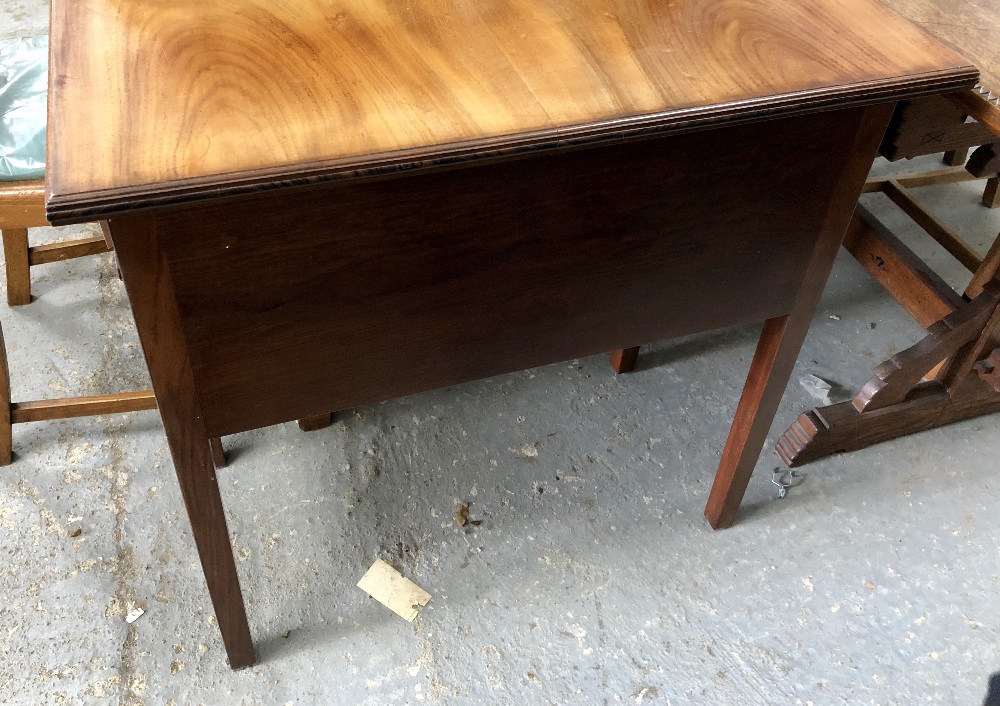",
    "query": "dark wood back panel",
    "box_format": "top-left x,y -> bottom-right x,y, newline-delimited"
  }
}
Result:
113,109 -> 867,437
